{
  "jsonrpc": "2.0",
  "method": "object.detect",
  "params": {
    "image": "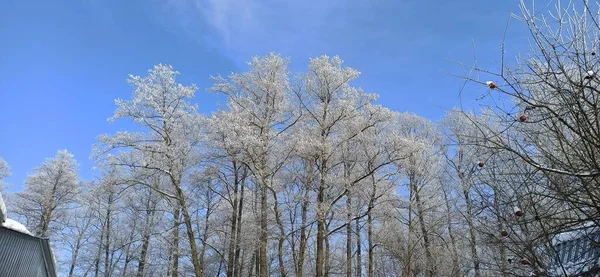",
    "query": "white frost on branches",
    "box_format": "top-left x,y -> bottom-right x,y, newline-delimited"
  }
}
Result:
13,150 -> 79,237
0,157 -> 10,190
